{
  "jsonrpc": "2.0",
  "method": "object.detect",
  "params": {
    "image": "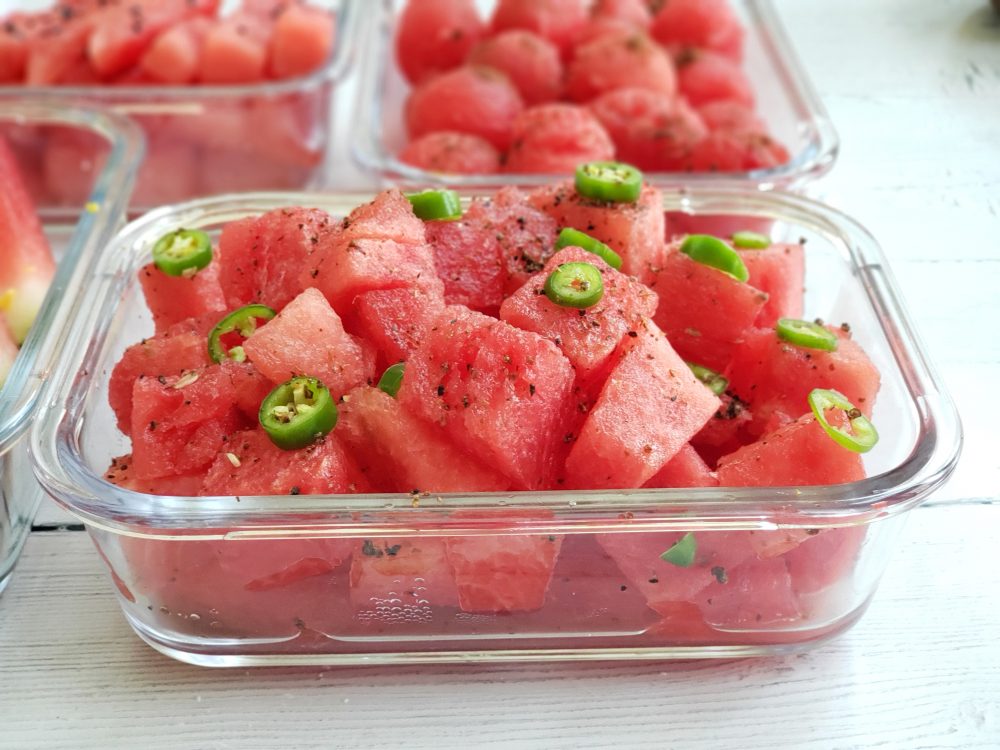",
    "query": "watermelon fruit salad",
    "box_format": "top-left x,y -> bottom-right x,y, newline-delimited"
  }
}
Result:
104,163 -> 883,644
0,0 -> 338,207
395,0 -> 789,176
0,132 -> 55,388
